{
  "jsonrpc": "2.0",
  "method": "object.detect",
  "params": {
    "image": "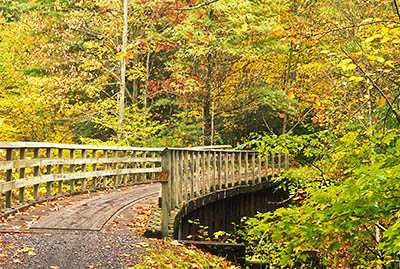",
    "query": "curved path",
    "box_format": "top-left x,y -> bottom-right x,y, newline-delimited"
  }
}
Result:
30,183 -> 160,231
0,183 -> 162,268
